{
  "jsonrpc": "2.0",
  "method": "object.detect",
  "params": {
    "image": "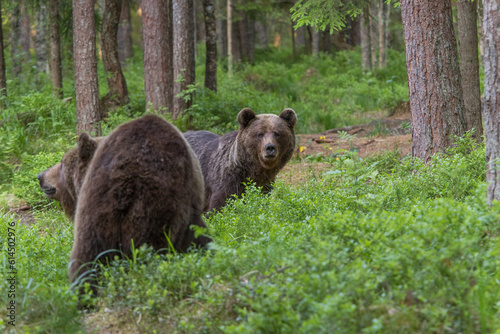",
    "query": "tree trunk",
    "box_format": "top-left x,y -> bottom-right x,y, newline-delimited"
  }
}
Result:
102,0 -> 130,111
227,0 -> 233,76
305,26 -> 312,54
35,3 -> 49,74
295,25 -> 305,48
483,0 -> 500,204
142,0 -> 173,113
246,14 -> 255,63
20,5 -> 31,64
457,0 -> 483,142
173,0 -> 195,118
49,0 -> 63,98
291,19 -> 296,56
401,0 -> 466,161
369,3 -> 377,69
73,0 -> 101,136
203,0 -> 217,92
311,29 -> 319,57
378,0 -> 384,68
118,0 -> 134,65
11,5 -> 22,77
360,14 -> 370,70
216,0 -> 226,57
0,0 -> 7,104
383,3 -> 390,66
231,18 -> 241,62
